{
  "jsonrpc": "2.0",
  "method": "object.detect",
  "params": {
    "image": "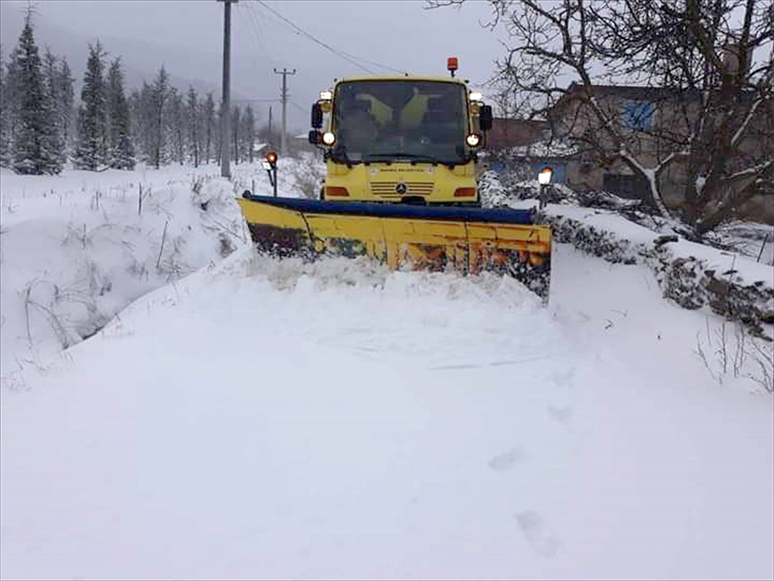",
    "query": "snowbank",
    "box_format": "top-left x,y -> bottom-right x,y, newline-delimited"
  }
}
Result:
481,172 -> 774,338
0,164 -> 248,380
